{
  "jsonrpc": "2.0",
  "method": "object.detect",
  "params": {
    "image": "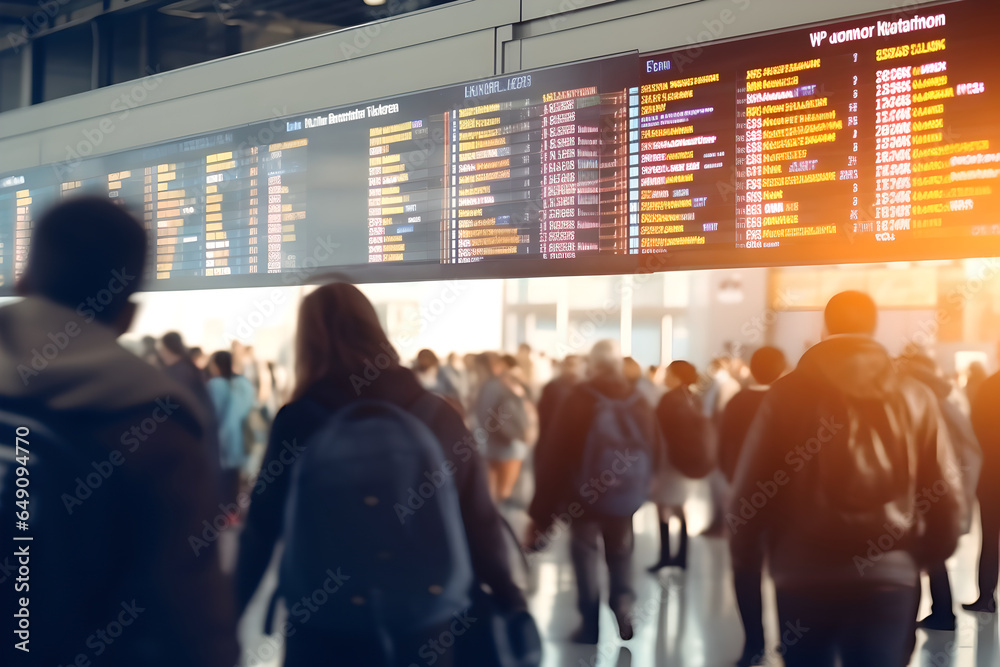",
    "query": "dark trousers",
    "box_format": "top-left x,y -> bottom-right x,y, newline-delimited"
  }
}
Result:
734,570 -> 765,656
570,516 -> 636,631
284,623 -> 454,667
977,497 -> 1000,600
776,584 -> 919,667
927,561 -> 954,618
